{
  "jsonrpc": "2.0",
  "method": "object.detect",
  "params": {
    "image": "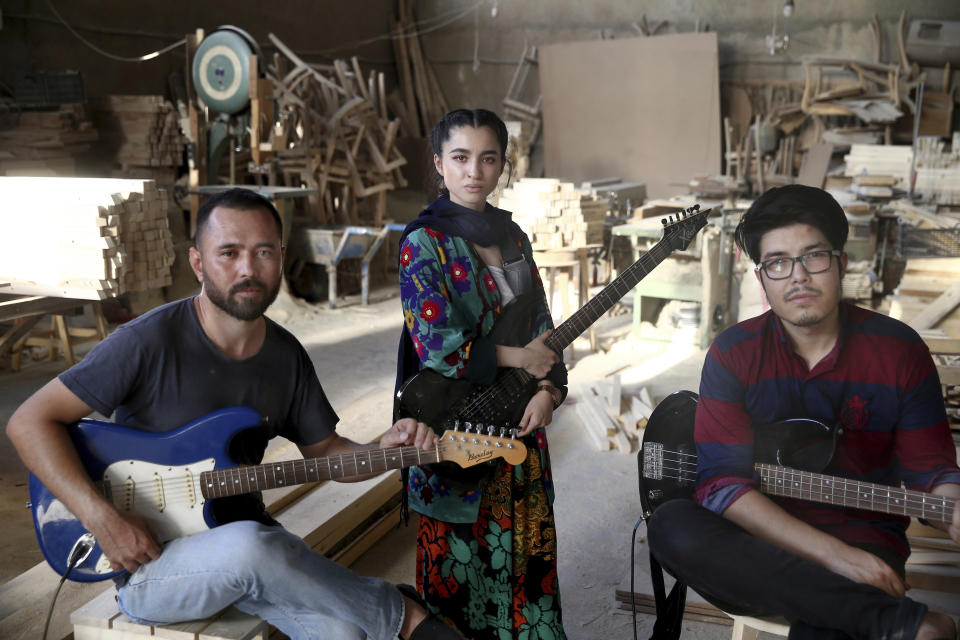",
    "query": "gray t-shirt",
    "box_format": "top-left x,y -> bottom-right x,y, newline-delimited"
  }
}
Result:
59,297 -> 338,524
